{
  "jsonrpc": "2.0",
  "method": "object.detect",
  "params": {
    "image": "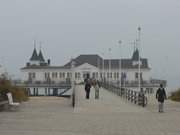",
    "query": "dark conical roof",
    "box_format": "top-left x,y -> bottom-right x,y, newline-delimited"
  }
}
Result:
132,49 -> 139,61
30,48 -> 39,61
38,50 -> 45,62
